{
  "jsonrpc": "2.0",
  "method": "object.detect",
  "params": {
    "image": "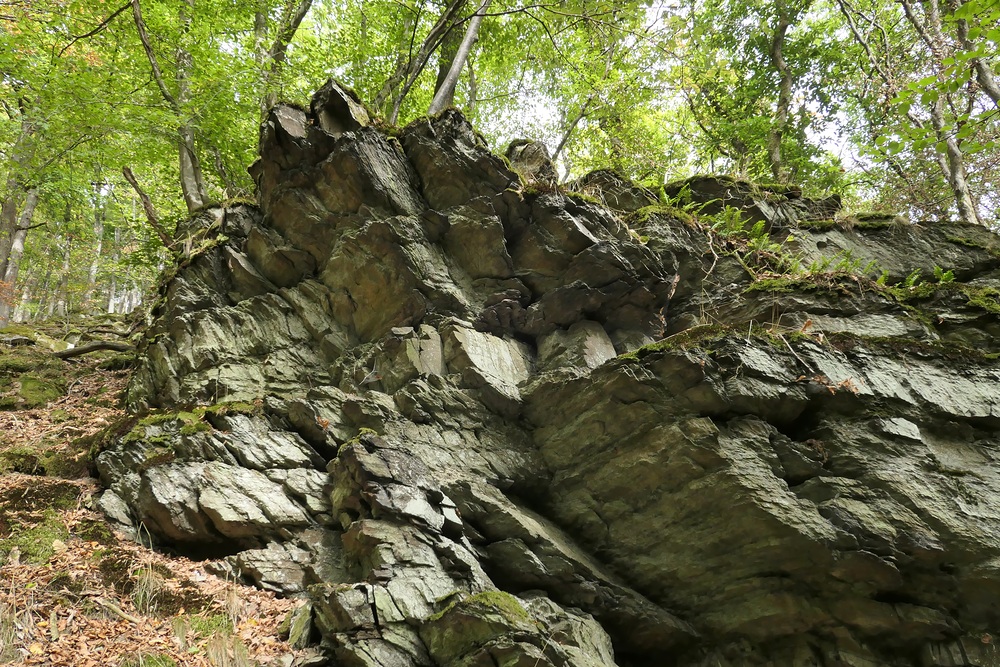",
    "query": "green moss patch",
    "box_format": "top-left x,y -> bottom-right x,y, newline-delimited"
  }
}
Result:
76,518 -> 118,545
98,550 -> 136,595
39,448 -> 92,479
17,375 -> 65,407
746,276 -> 828,294
0,324 -> 35,337
97,353 -> 137,371
0,446 -> 46,475
0,478 -> 81,511
458,591 -> 529,623
186,613 -> 235,637
0,355 -> 34,374
745,269 -> 875,297
877,281 -> 1000,318
155,584 -> 216,617
946,235 -> 1000,259
137,445 -> 177,473
628,204 -> 697,227
45,570 -> 87,596
78,414 -> 140,461
853,212 -> 899,227
421,590 -> 534,664
564,190 -> 603,205
0,510 -> 71,564
120,654 -> 177,667
827,332 -> 1000,364
121,400 -> 262,452
618,324 -> 733,362
0,343 -> 69,410
797,218 -> 839,230
960,285 -> 1000,315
